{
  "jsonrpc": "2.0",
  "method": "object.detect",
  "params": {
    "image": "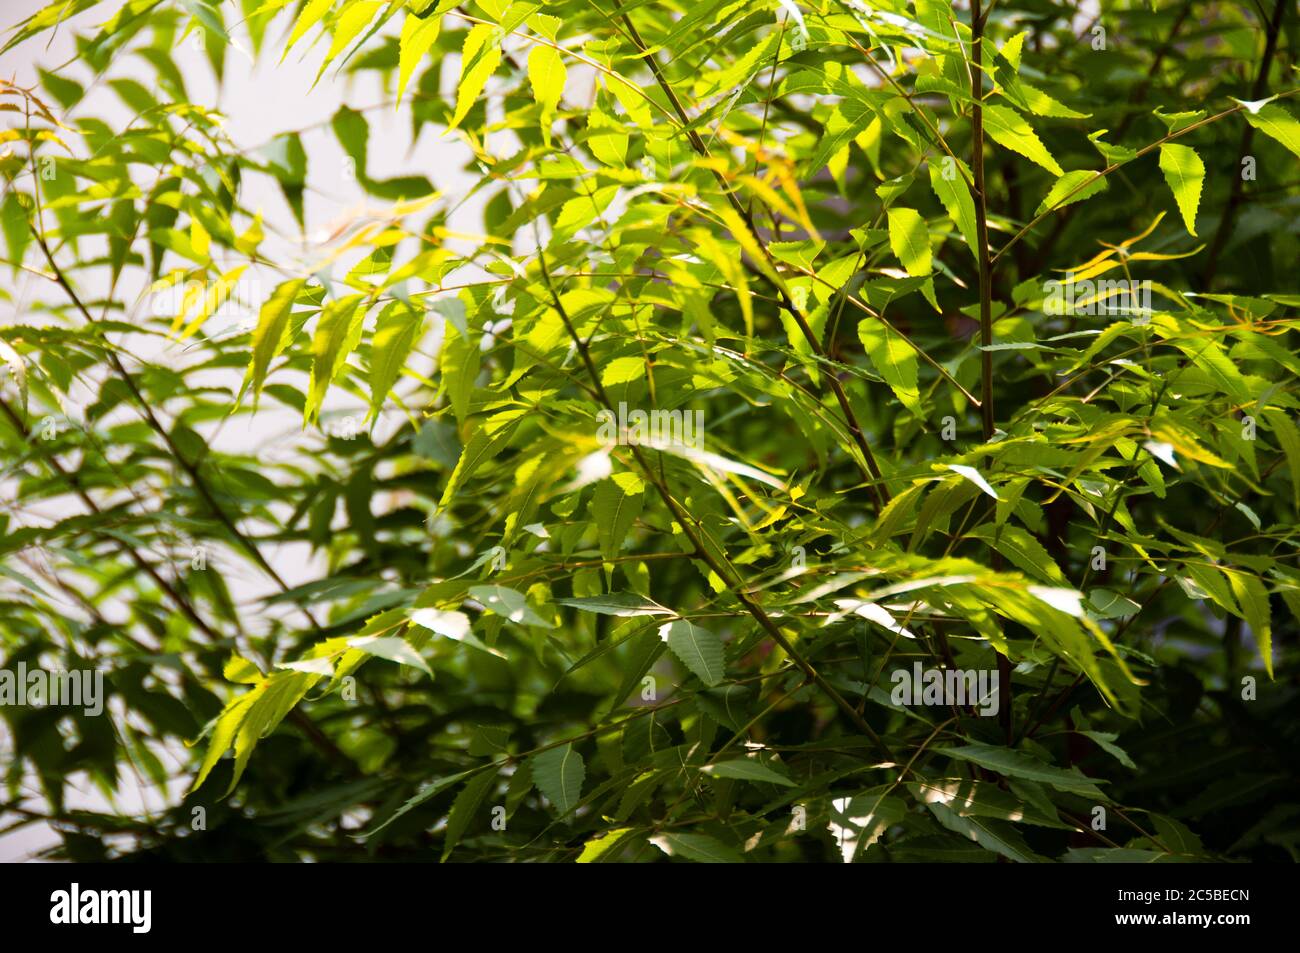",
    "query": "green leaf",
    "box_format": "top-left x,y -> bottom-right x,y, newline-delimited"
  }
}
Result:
967,524 -> 1066,584
440,317 -> 479,427
368,302 -> 423,421
806,100 -> 876,174
1157,143 -> 1204,236
527,43 -> 565,144
650,831 -> 744,863
347,634 -> 433,677
364,770 -> 475,837
440,409 -> 524,504
908,778 -> 1071,829
450,23 -> 502,131
946,464 -> 999,500
661,618 -> 725,686
1240,102 -> 1300,161
442,767 -> 498,859
306,294 -> 366,425
859,317 -> 919,412
1263,410 -> 1300,510
592,472 -> 645,564
531,743 -> 584,814
318,0 -> 383,78
938,744 -> 1107,797
398,10 -> 442,104
193,671 -> 320,794
554,593 -> 672,616
1226,571 -> 1273,679
469,584 -> 554,628
1078,731 -> 1137,770
886,207 -> 932,277
1174,337 -> 1249,402
926,800 -> 1047,863
284,0 -> 334,54
982,104 -> 1063,175
702,758 -> 797,787
577,827 -> 634,863
409,607 -> 471,640
244,278 -> 306,408
1036,169 -> 1107,215
410,607 -> 505,658
928,157 -> 978,258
